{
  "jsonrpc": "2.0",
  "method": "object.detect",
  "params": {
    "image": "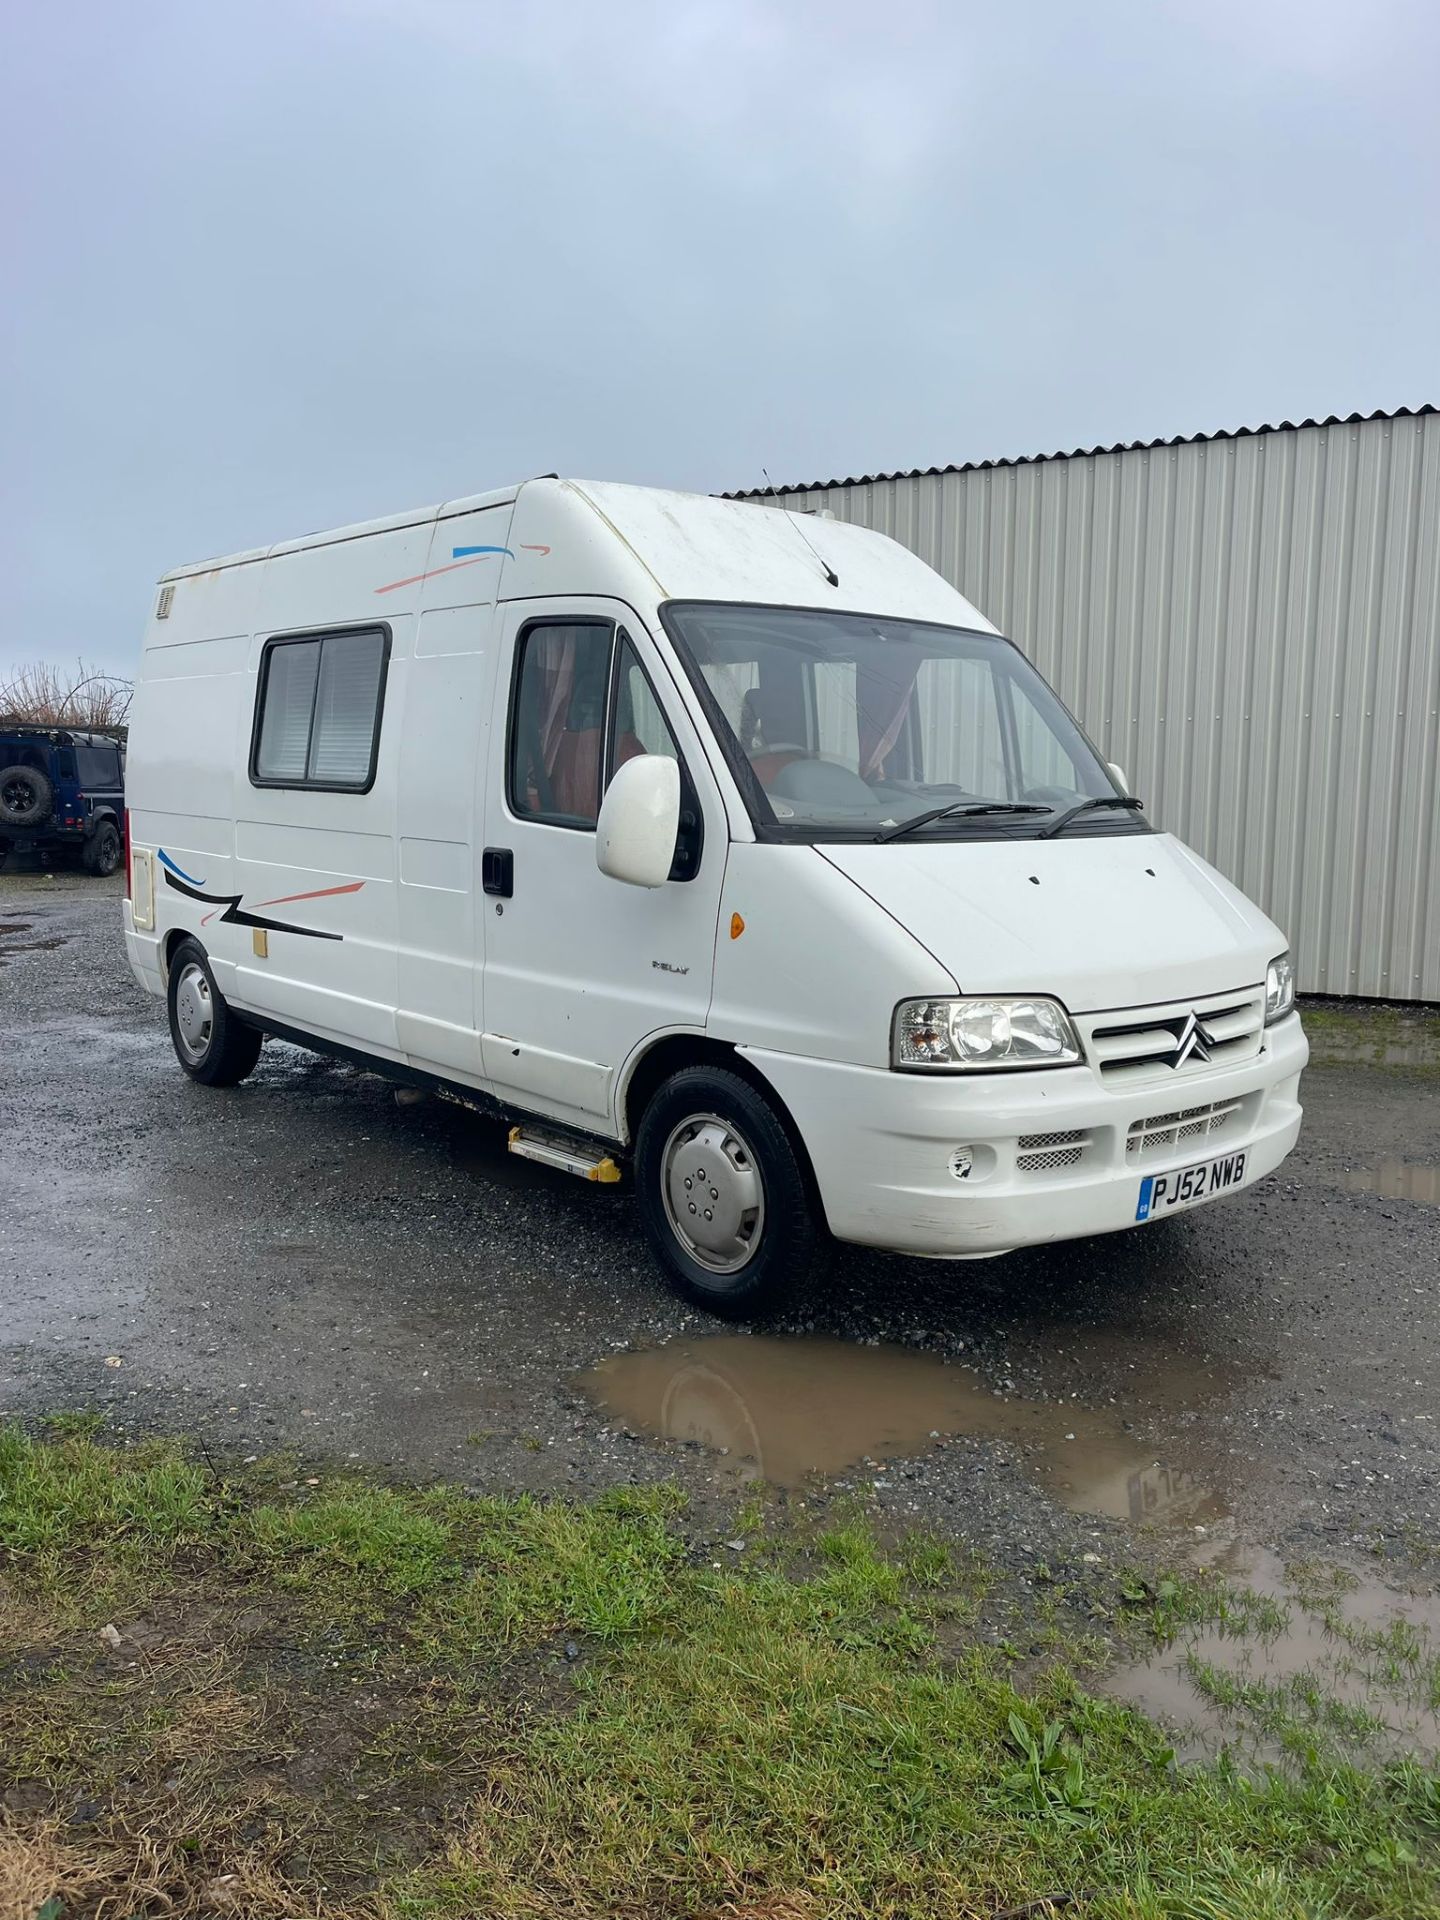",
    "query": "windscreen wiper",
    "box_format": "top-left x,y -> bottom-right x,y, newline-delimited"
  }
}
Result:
1037,794 -> 1144,839
876,801 -> 1051,844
